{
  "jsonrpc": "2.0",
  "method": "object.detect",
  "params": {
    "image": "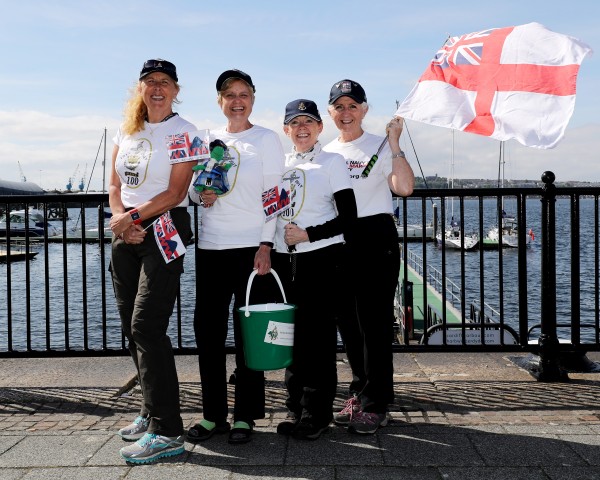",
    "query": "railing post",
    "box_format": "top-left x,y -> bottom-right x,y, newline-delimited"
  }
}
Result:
534,171 -> 568,381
